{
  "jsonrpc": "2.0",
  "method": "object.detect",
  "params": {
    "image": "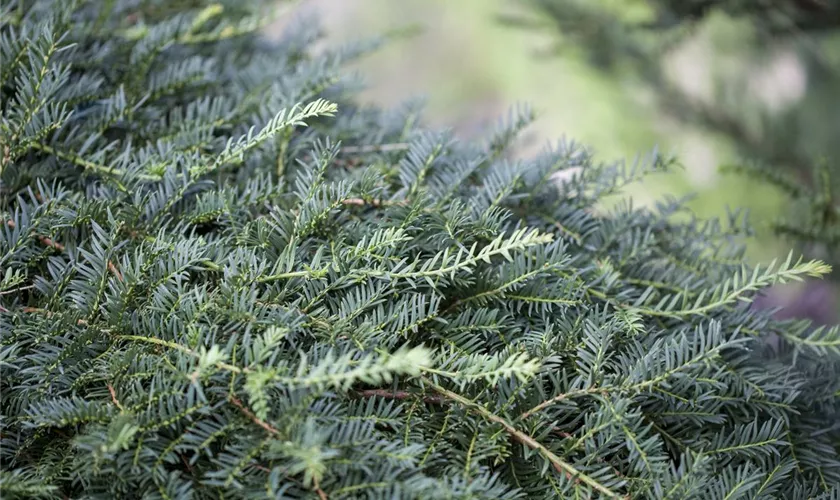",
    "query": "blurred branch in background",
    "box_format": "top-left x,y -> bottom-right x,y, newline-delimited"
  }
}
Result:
503,0 -> 840,268
500,0 -> 840,323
